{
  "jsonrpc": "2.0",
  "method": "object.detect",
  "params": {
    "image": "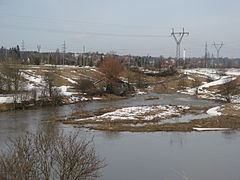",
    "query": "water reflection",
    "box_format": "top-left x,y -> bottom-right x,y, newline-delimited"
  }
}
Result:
94,131 -> 240,180
102,131 -> 121,140
169,132 -> 188,147
222,130 -> 240,141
